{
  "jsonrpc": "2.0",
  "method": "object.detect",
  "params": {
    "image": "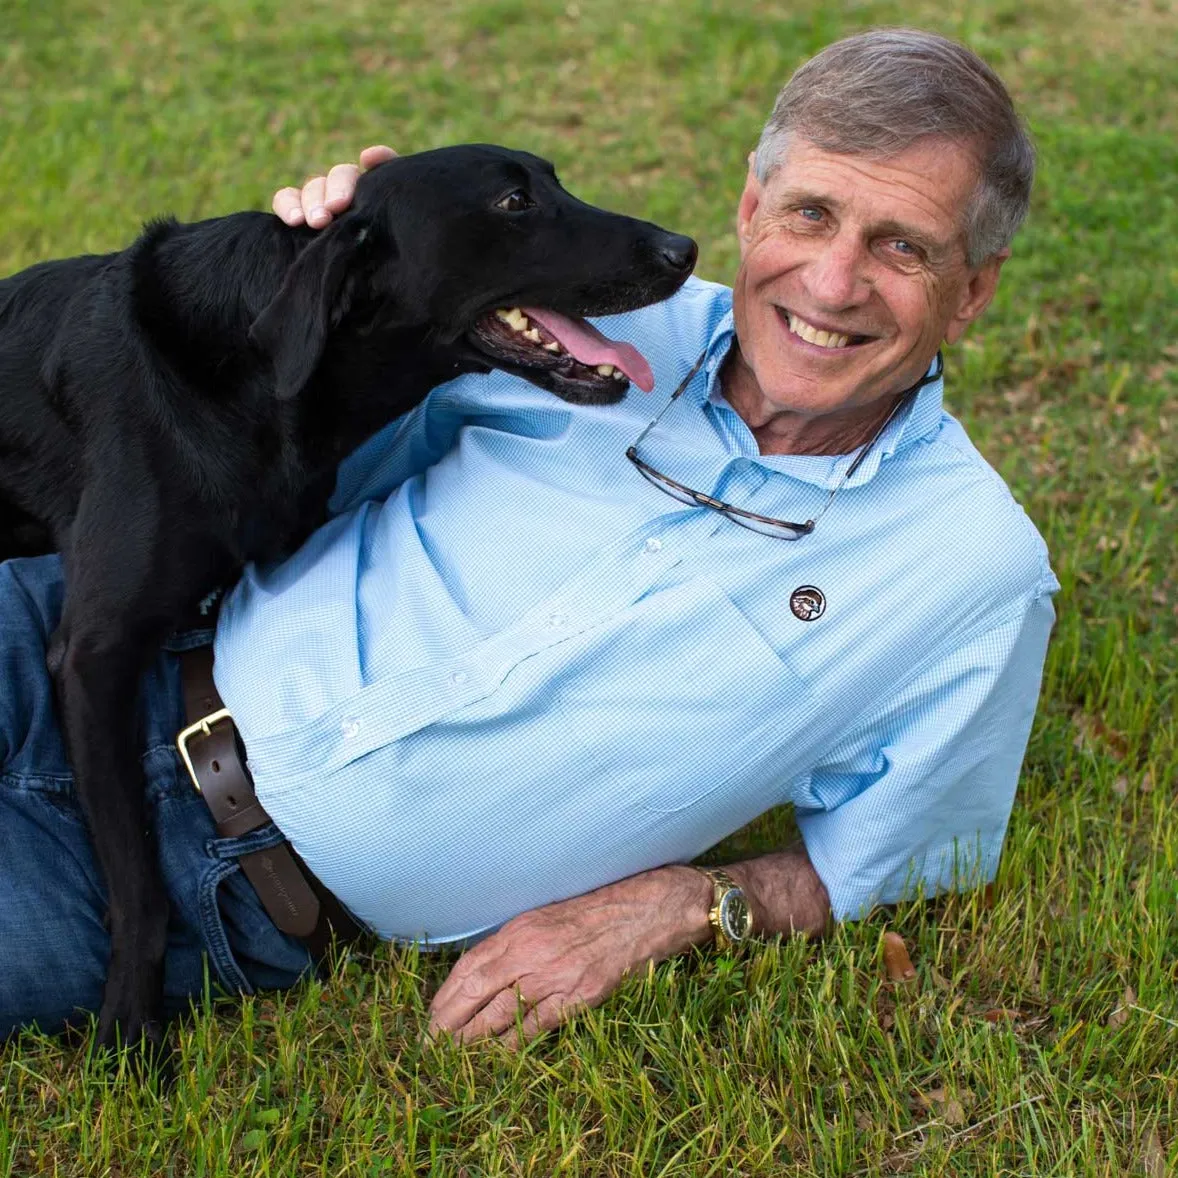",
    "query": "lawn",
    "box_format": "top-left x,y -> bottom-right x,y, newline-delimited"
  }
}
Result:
1,0 -> 1176,1173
